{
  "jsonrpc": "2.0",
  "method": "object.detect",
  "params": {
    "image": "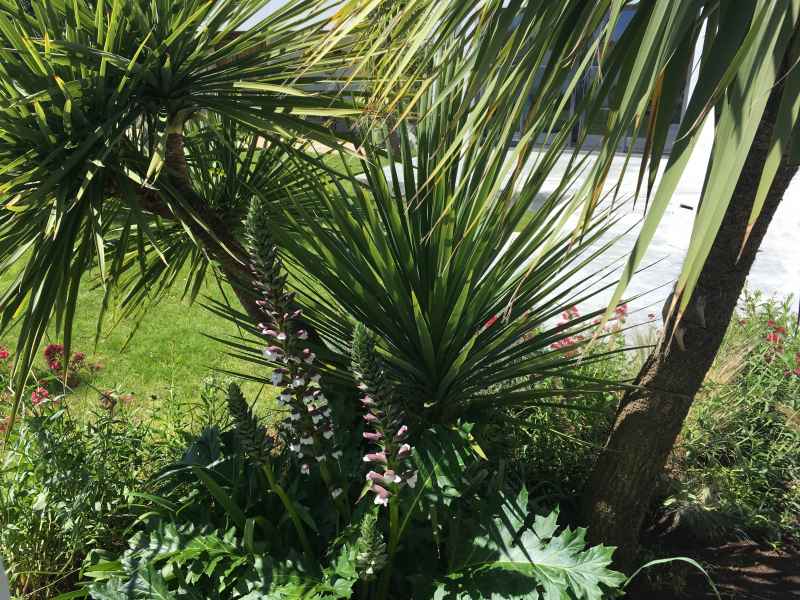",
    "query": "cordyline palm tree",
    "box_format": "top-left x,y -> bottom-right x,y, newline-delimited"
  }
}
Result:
0,0 -> 654,427
0,0 -> 389,422
213,0 -> 642,427
341,0 -> 800,567
572,0 -> 800,568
